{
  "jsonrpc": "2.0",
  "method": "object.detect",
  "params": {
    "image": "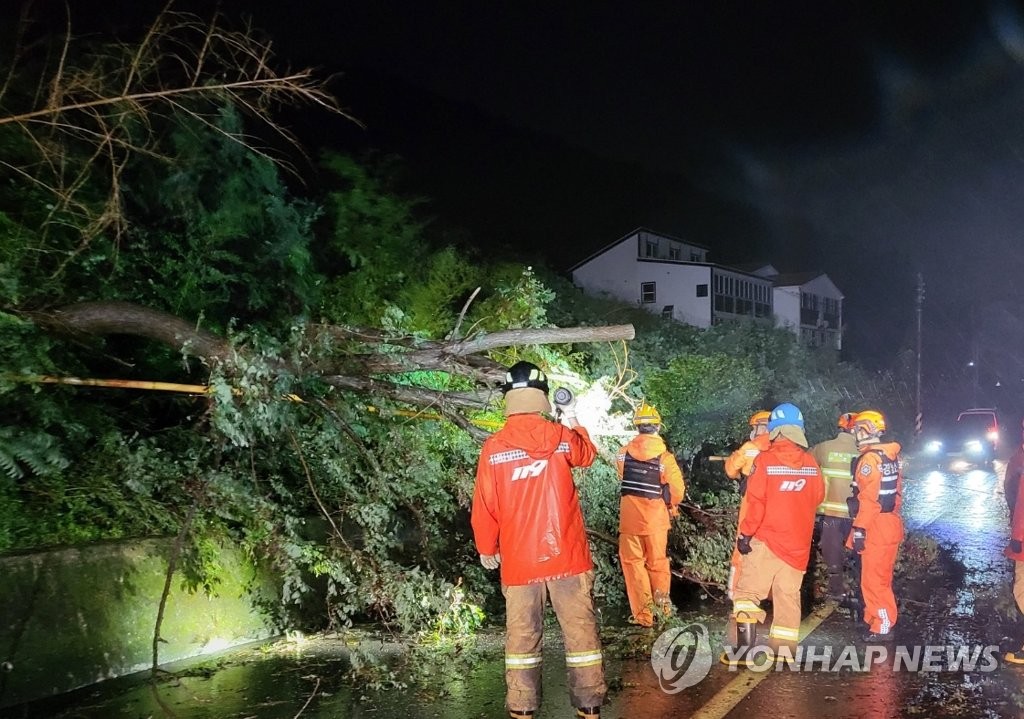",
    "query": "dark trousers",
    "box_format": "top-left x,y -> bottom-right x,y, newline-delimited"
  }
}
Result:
819,515 -> 852,596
